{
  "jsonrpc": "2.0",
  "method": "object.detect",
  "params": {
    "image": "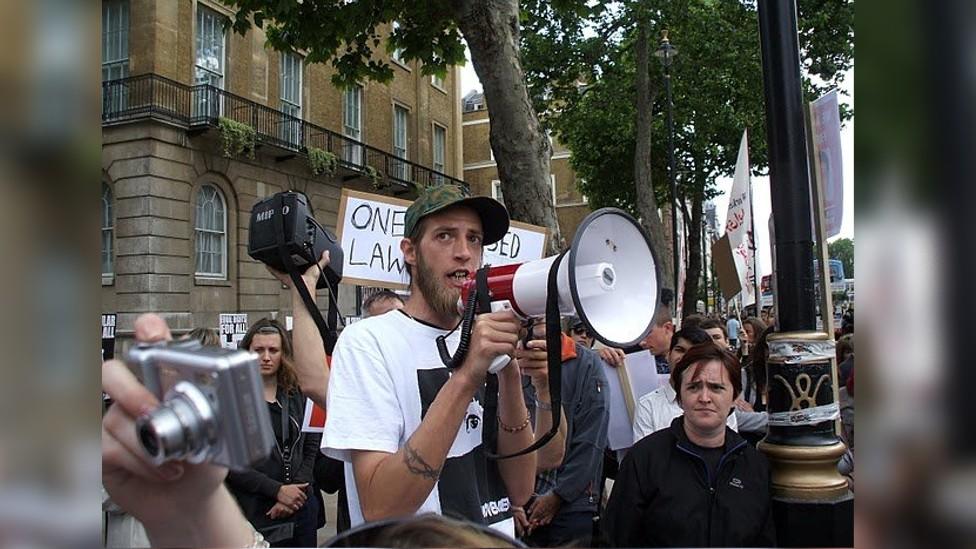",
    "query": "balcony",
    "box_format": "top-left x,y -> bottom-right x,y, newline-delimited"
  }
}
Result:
102,73 -> 463,193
